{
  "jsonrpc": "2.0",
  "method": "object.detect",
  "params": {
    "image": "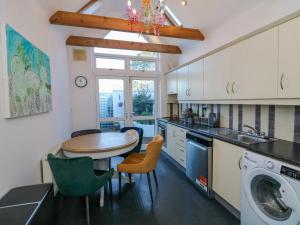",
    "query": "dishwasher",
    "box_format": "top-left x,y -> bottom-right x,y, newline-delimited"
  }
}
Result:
186,131 -> 214,199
